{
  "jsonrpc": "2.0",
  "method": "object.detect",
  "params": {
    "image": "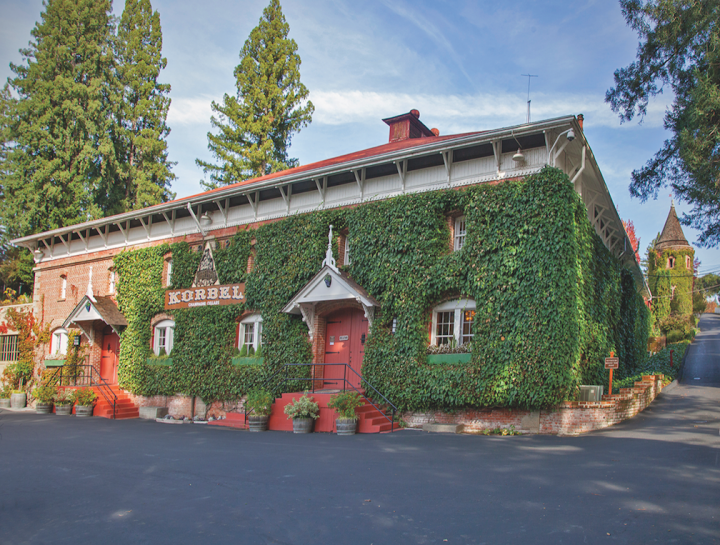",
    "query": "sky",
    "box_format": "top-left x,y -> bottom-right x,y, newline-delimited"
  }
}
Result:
2,0 -> 720,276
